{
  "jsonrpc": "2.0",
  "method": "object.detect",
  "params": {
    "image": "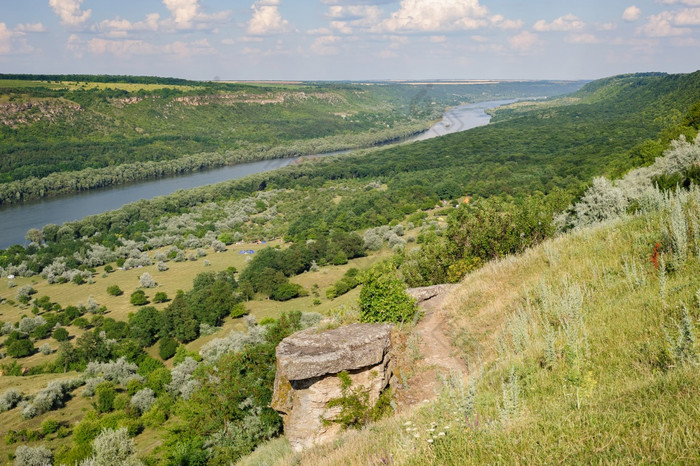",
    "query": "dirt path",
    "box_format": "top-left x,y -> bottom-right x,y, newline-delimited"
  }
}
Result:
393,285 -> 467,410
